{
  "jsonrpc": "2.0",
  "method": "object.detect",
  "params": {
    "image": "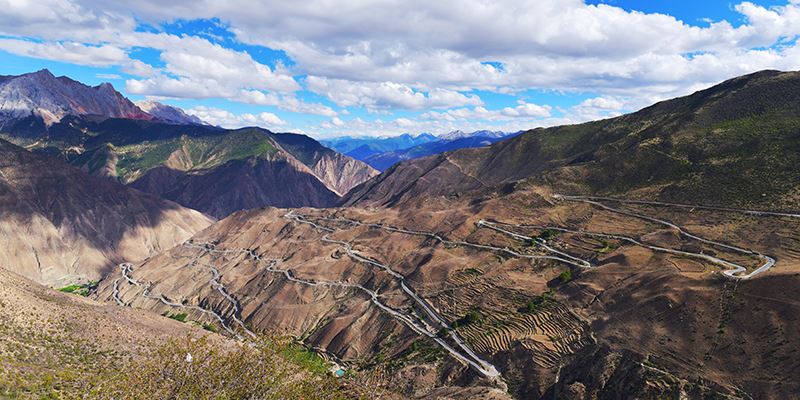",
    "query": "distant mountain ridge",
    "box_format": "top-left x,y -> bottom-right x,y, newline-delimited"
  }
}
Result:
344,69 -> 800,209
0,70 -> 377,218
0,69 -> 151,130
438,129 -> 507,141
0,69 -> 206,130
135,100 -> 206,125
57,118 -> 377,218
321,133 -> 437,159
358,130 -> 520,171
